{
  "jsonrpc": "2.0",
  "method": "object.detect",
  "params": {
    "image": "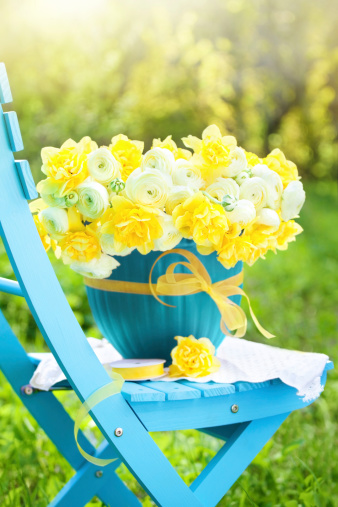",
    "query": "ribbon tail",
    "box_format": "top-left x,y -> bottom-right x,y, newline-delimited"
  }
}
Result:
74,372 -> 124,466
